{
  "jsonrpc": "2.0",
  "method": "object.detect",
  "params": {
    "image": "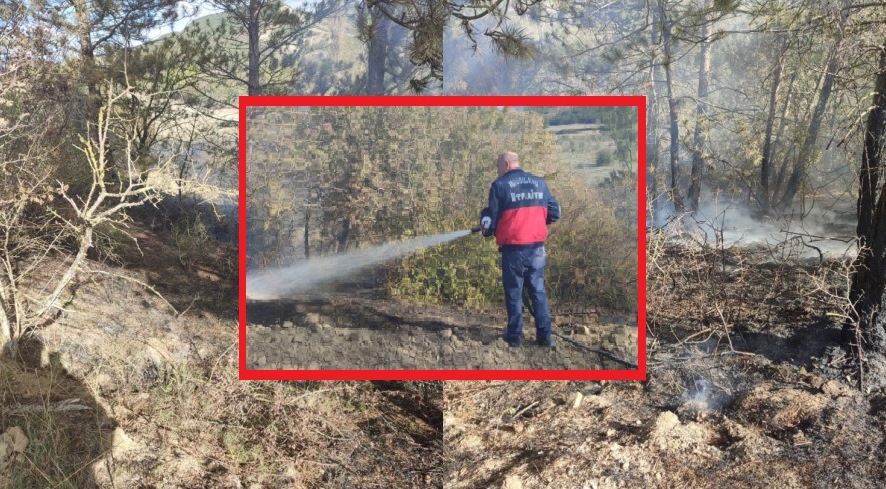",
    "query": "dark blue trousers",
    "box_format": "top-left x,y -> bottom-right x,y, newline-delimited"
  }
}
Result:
501,245 -> 552,342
